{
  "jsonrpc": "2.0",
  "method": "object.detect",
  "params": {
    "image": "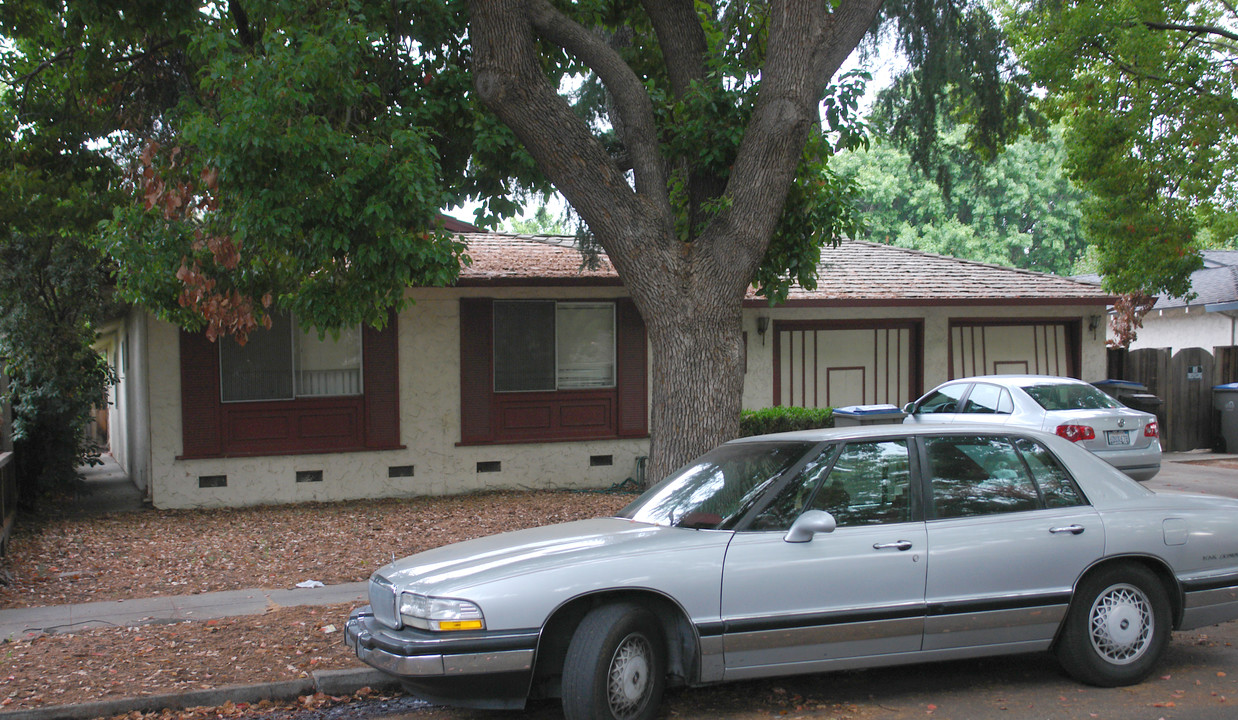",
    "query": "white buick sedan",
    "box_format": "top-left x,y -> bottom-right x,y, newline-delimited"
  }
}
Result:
347,425 -> 1235,720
